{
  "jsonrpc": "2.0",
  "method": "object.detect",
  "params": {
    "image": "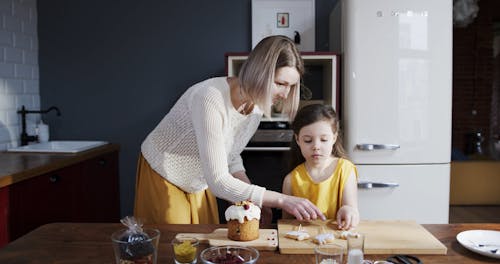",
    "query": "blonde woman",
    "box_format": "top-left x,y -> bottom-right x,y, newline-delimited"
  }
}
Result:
135,35 -> 326,224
